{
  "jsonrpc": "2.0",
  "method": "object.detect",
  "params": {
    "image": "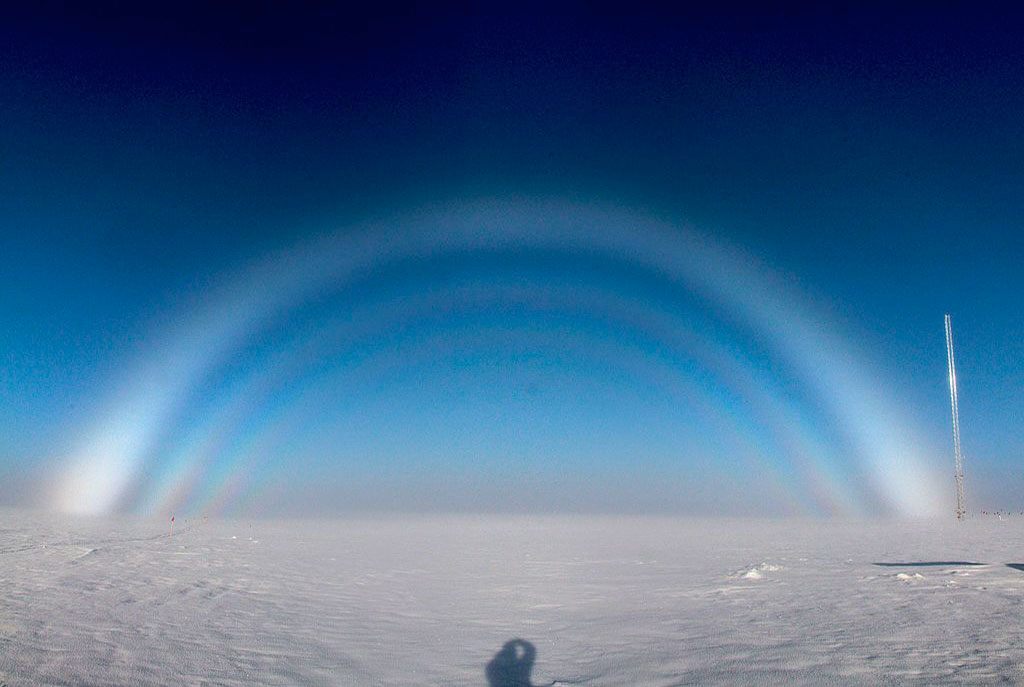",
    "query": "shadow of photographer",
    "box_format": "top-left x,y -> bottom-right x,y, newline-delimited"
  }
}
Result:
486,638 -> 536,687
